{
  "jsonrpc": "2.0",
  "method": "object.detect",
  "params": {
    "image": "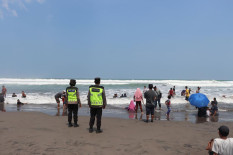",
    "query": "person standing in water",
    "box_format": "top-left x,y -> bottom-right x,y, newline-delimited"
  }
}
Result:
0,93 -> 6,112
196,87 -> 201,93
143,86 -> 147,94
210,101 -> 218,117
212,97 -> 218,105
2,86 -> 7,98
185,86 -> 190,101
154,86 -> 162,110
168,88 -> 174,97
134,88 -> 144,114
144,84 -> 156,123
88,77 -> 107,133
165,95 -> 171,119
173,86 -> 176,95
66,79 -> 81,127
